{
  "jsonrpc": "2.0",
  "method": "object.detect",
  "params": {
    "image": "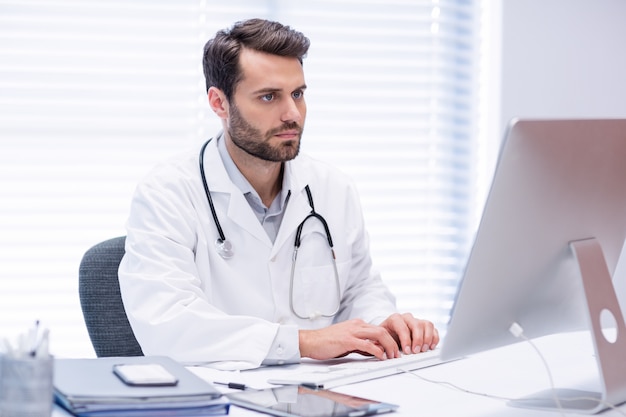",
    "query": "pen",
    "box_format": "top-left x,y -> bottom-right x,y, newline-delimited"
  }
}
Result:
28,320 -> 40,357
213,381 -> 248,390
